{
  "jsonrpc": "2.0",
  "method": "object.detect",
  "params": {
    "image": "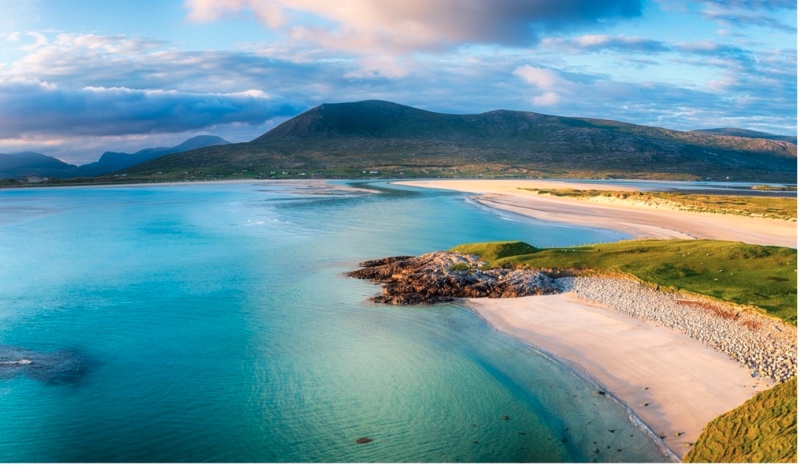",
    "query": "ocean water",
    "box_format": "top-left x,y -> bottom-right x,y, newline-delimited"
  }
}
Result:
0,181 -> 669,462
